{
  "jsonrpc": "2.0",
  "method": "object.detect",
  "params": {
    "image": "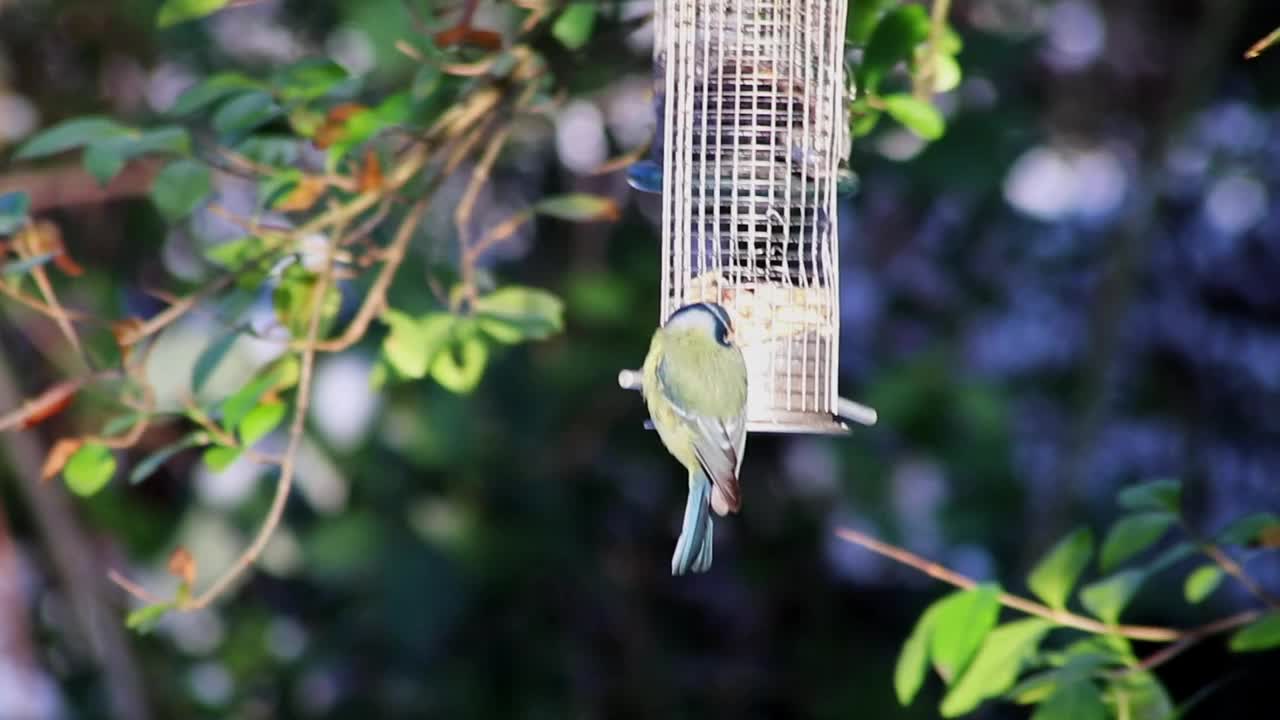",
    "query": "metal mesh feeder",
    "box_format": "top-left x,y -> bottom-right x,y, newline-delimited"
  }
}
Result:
620,0 -> 875,435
